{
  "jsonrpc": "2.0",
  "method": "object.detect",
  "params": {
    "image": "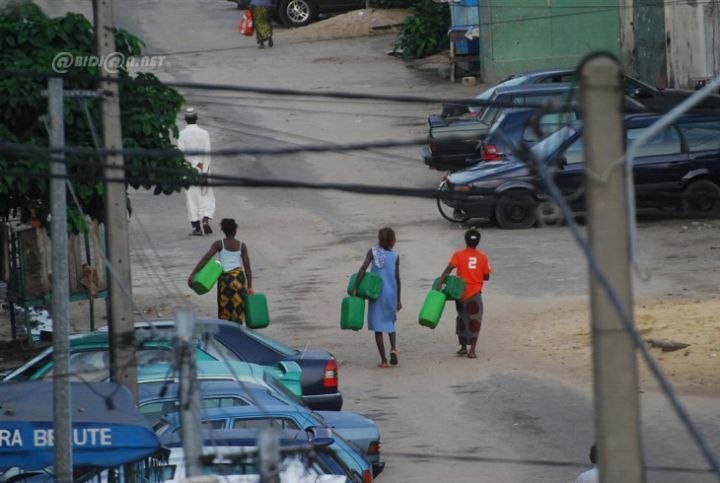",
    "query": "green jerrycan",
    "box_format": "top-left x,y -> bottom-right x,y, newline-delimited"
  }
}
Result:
419,289 -> 447,329
346,272 -> 383,300
245,293 -> 270,329
190,259 -> 223,295
432,275 -> 466,301
341,296 -> 365,331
